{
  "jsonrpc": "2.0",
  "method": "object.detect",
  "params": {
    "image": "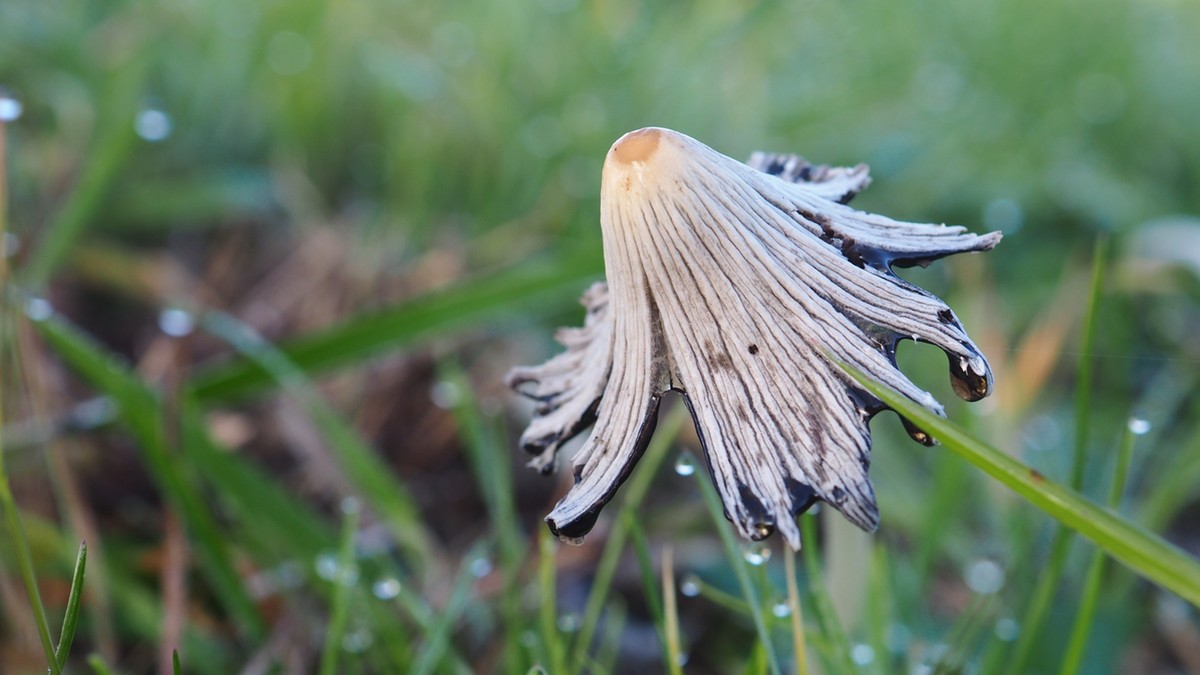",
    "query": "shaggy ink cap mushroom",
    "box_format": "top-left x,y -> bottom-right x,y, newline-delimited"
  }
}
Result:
507,127 -> 1000,549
